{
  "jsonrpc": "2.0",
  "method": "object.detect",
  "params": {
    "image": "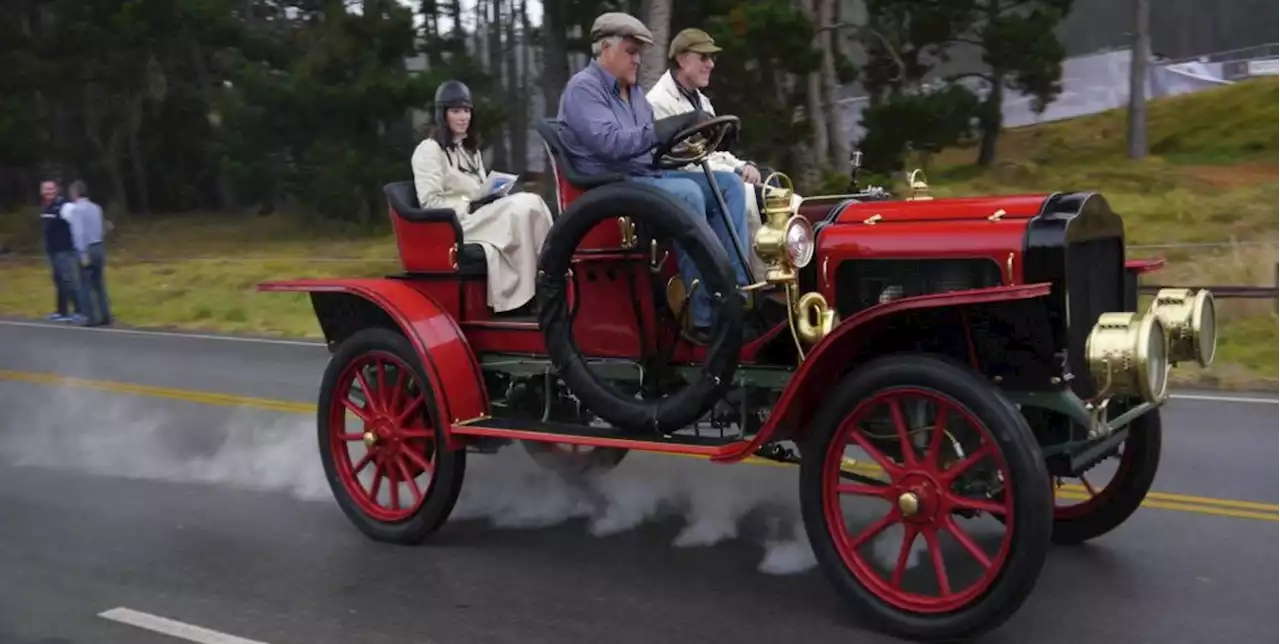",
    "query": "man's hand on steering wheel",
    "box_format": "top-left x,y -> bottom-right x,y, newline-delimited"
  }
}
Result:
738,163 -> 761,185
